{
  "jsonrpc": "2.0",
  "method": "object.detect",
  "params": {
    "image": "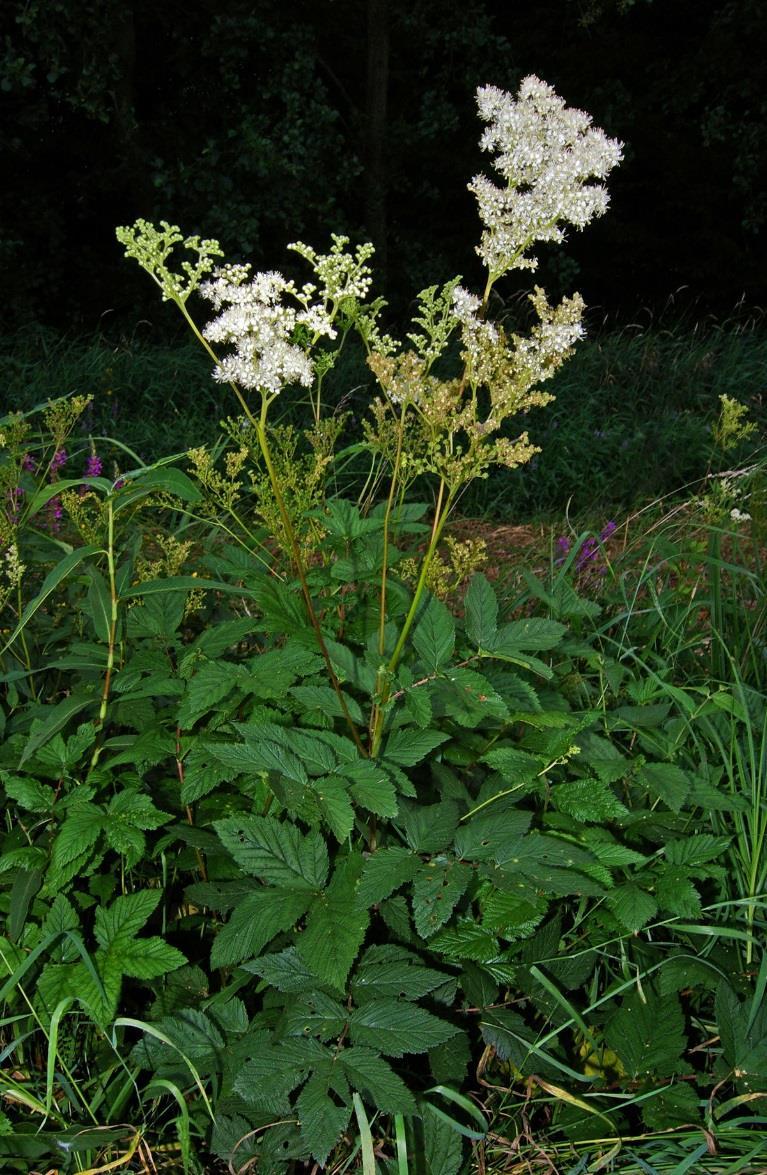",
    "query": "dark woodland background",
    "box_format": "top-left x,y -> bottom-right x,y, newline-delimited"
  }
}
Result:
2,0 -> 765,332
